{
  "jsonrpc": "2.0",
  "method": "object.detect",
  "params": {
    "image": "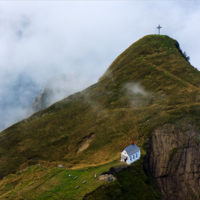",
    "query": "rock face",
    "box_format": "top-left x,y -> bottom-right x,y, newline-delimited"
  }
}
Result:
31,88 -> 49,111
149,122 -> 200,200
31,74 -> 77,112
